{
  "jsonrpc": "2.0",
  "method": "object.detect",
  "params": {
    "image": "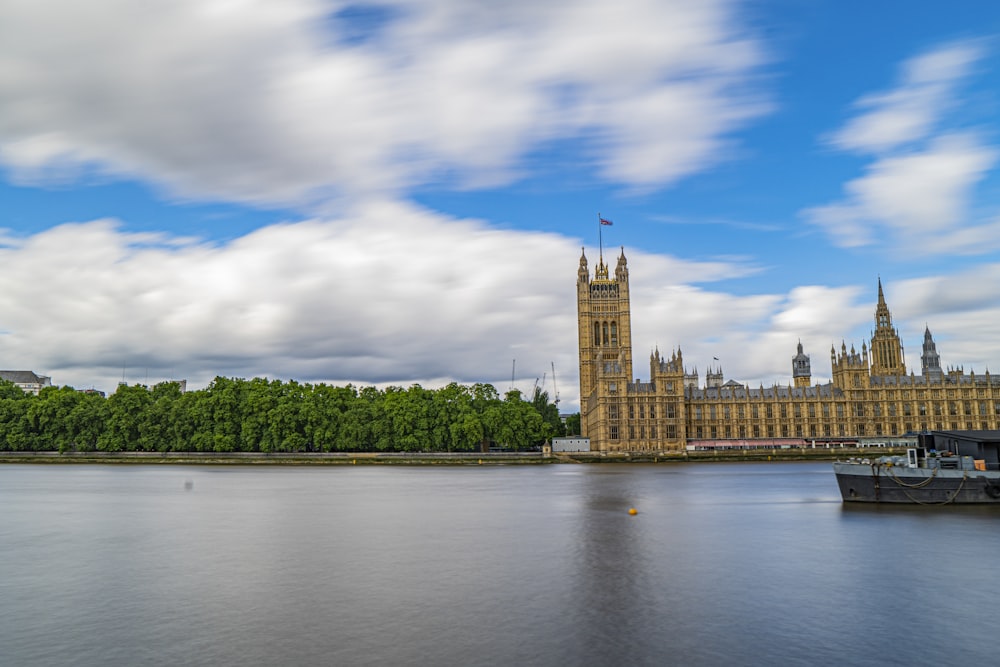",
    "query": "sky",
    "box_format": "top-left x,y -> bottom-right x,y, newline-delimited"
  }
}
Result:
3,0 -> 1000,410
